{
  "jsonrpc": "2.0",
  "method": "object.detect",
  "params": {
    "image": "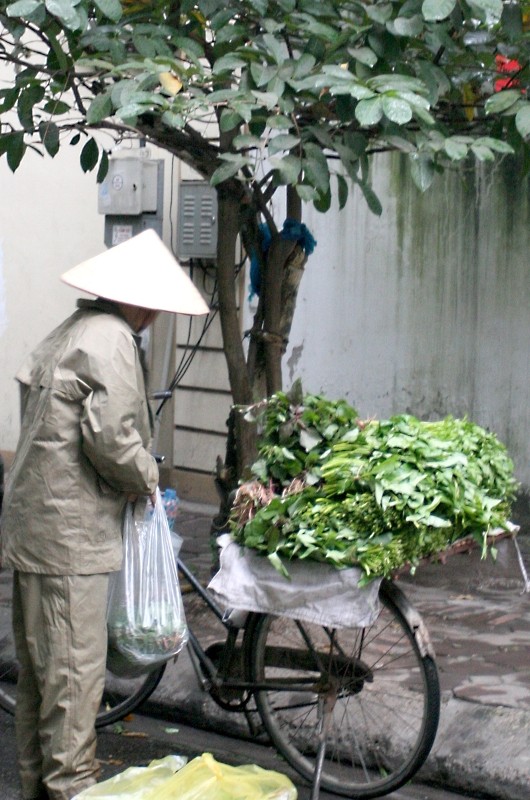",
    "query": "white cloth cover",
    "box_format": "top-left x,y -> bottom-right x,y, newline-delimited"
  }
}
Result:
207,534 -> 382,629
